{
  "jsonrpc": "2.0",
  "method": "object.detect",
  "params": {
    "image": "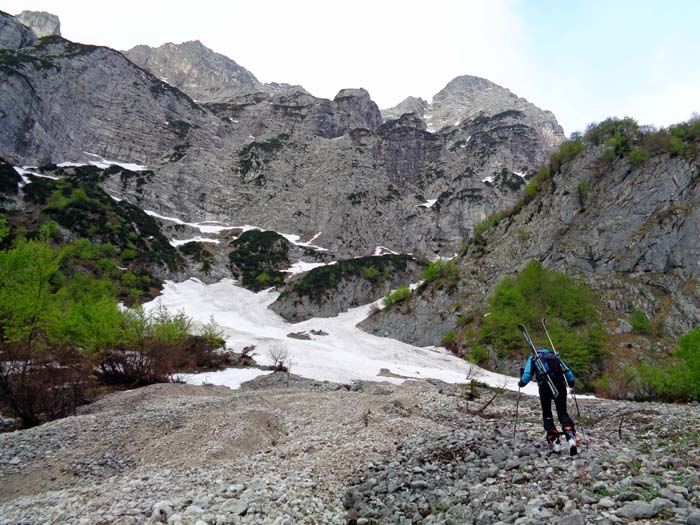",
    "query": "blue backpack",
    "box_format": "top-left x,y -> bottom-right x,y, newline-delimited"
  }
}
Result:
537,350 -> 564,379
